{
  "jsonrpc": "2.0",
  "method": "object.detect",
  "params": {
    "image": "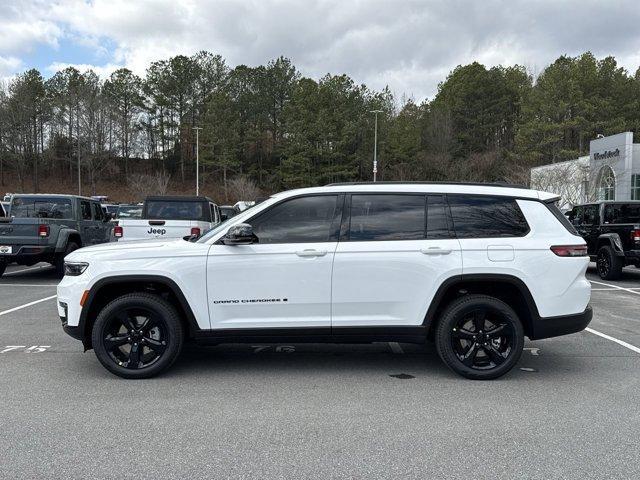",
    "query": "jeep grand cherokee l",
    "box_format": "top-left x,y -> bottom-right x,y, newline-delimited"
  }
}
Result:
57,183 -> 592,380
